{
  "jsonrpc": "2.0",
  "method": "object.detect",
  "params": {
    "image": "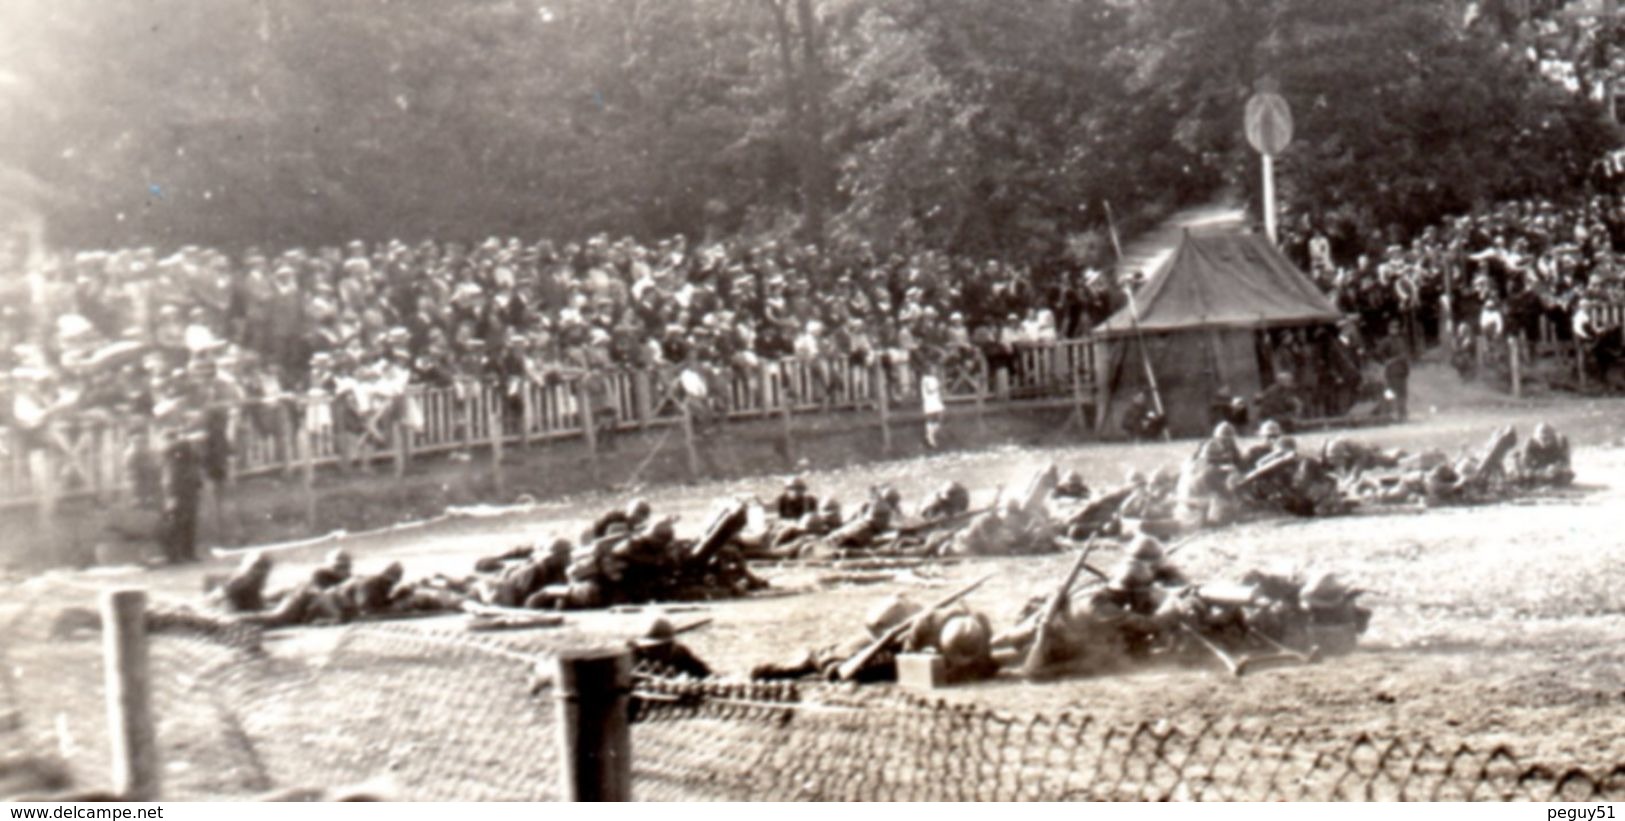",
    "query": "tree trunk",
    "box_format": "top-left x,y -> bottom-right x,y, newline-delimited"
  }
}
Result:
794,0 -> 829,246
761,0 -> 829,247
